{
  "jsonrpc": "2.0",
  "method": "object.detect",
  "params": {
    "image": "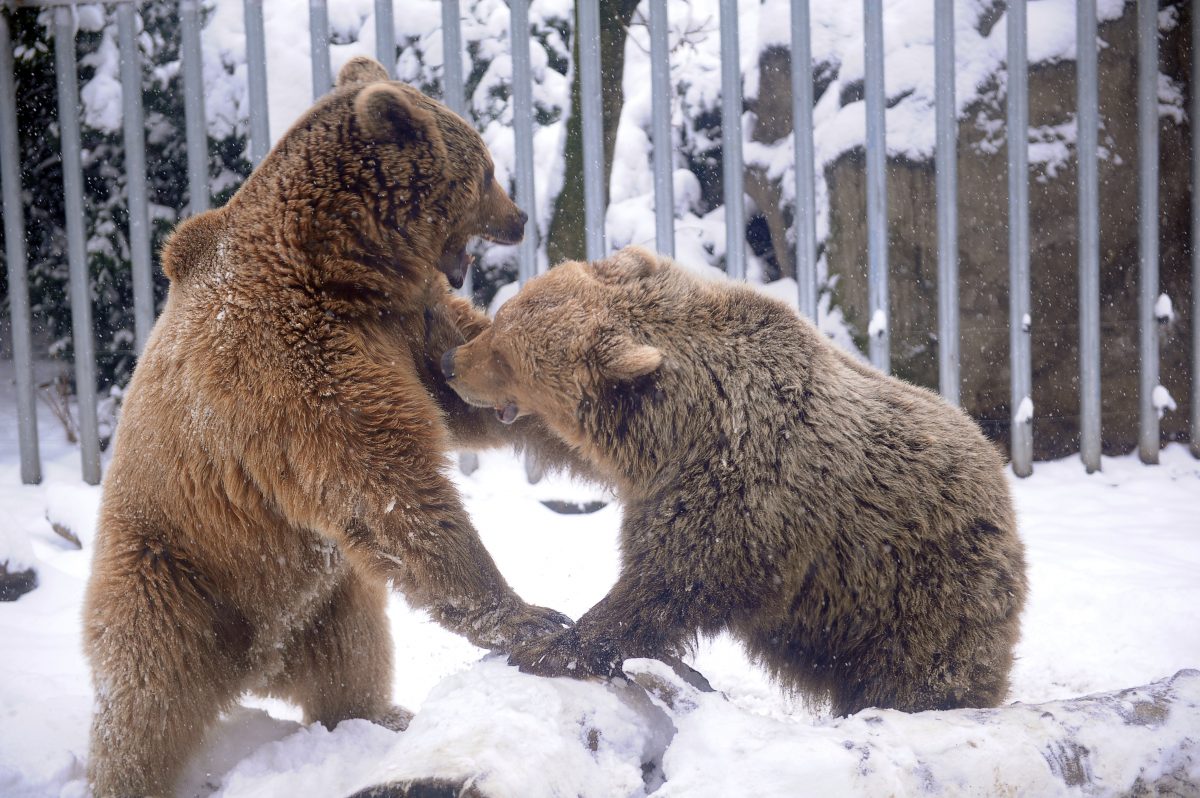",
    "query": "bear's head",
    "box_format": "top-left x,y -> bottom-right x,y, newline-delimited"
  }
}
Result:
258,57 -> 526,289
441,246 -> 670,434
